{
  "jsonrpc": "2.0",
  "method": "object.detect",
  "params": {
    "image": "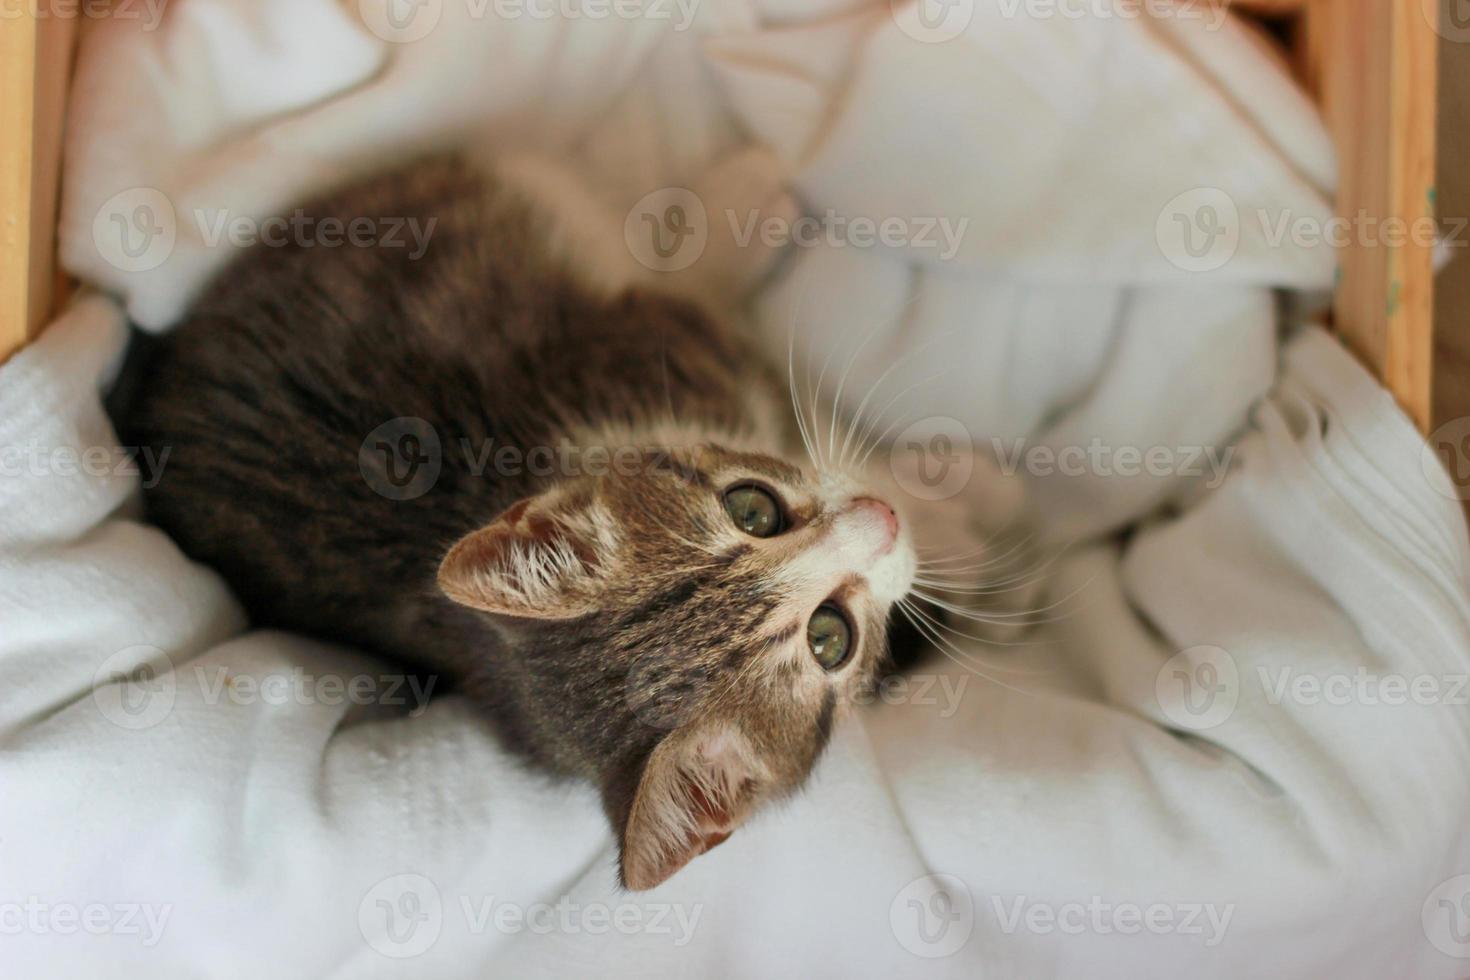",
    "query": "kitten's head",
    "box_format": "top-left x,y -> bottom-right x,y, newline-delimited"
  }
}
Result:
437,439 -> 915,890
